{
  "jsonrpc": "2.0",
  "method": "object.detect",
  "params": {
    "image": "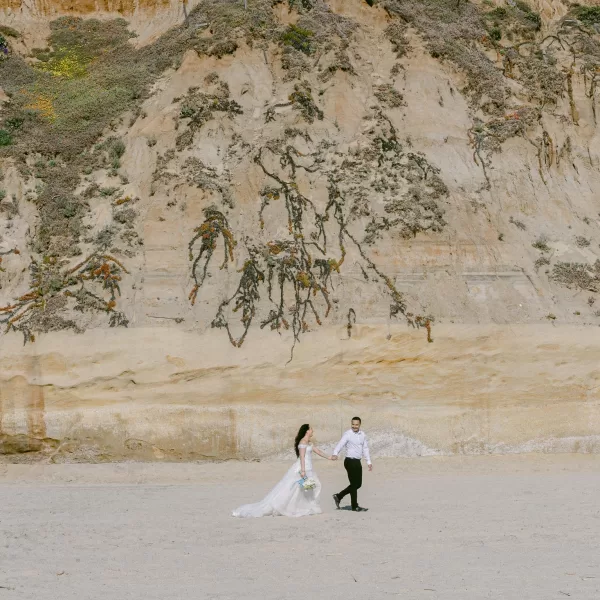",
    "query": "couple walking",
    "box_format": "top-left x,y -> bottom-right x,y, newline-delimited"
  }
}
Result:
232,417 -> 372,518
